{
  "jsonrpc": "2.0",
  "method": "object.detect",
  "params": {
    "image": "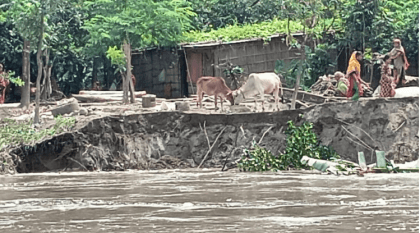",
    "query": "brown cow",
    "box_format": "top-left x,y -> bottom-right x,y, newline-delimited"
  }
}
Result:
196,76 -> 234,111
